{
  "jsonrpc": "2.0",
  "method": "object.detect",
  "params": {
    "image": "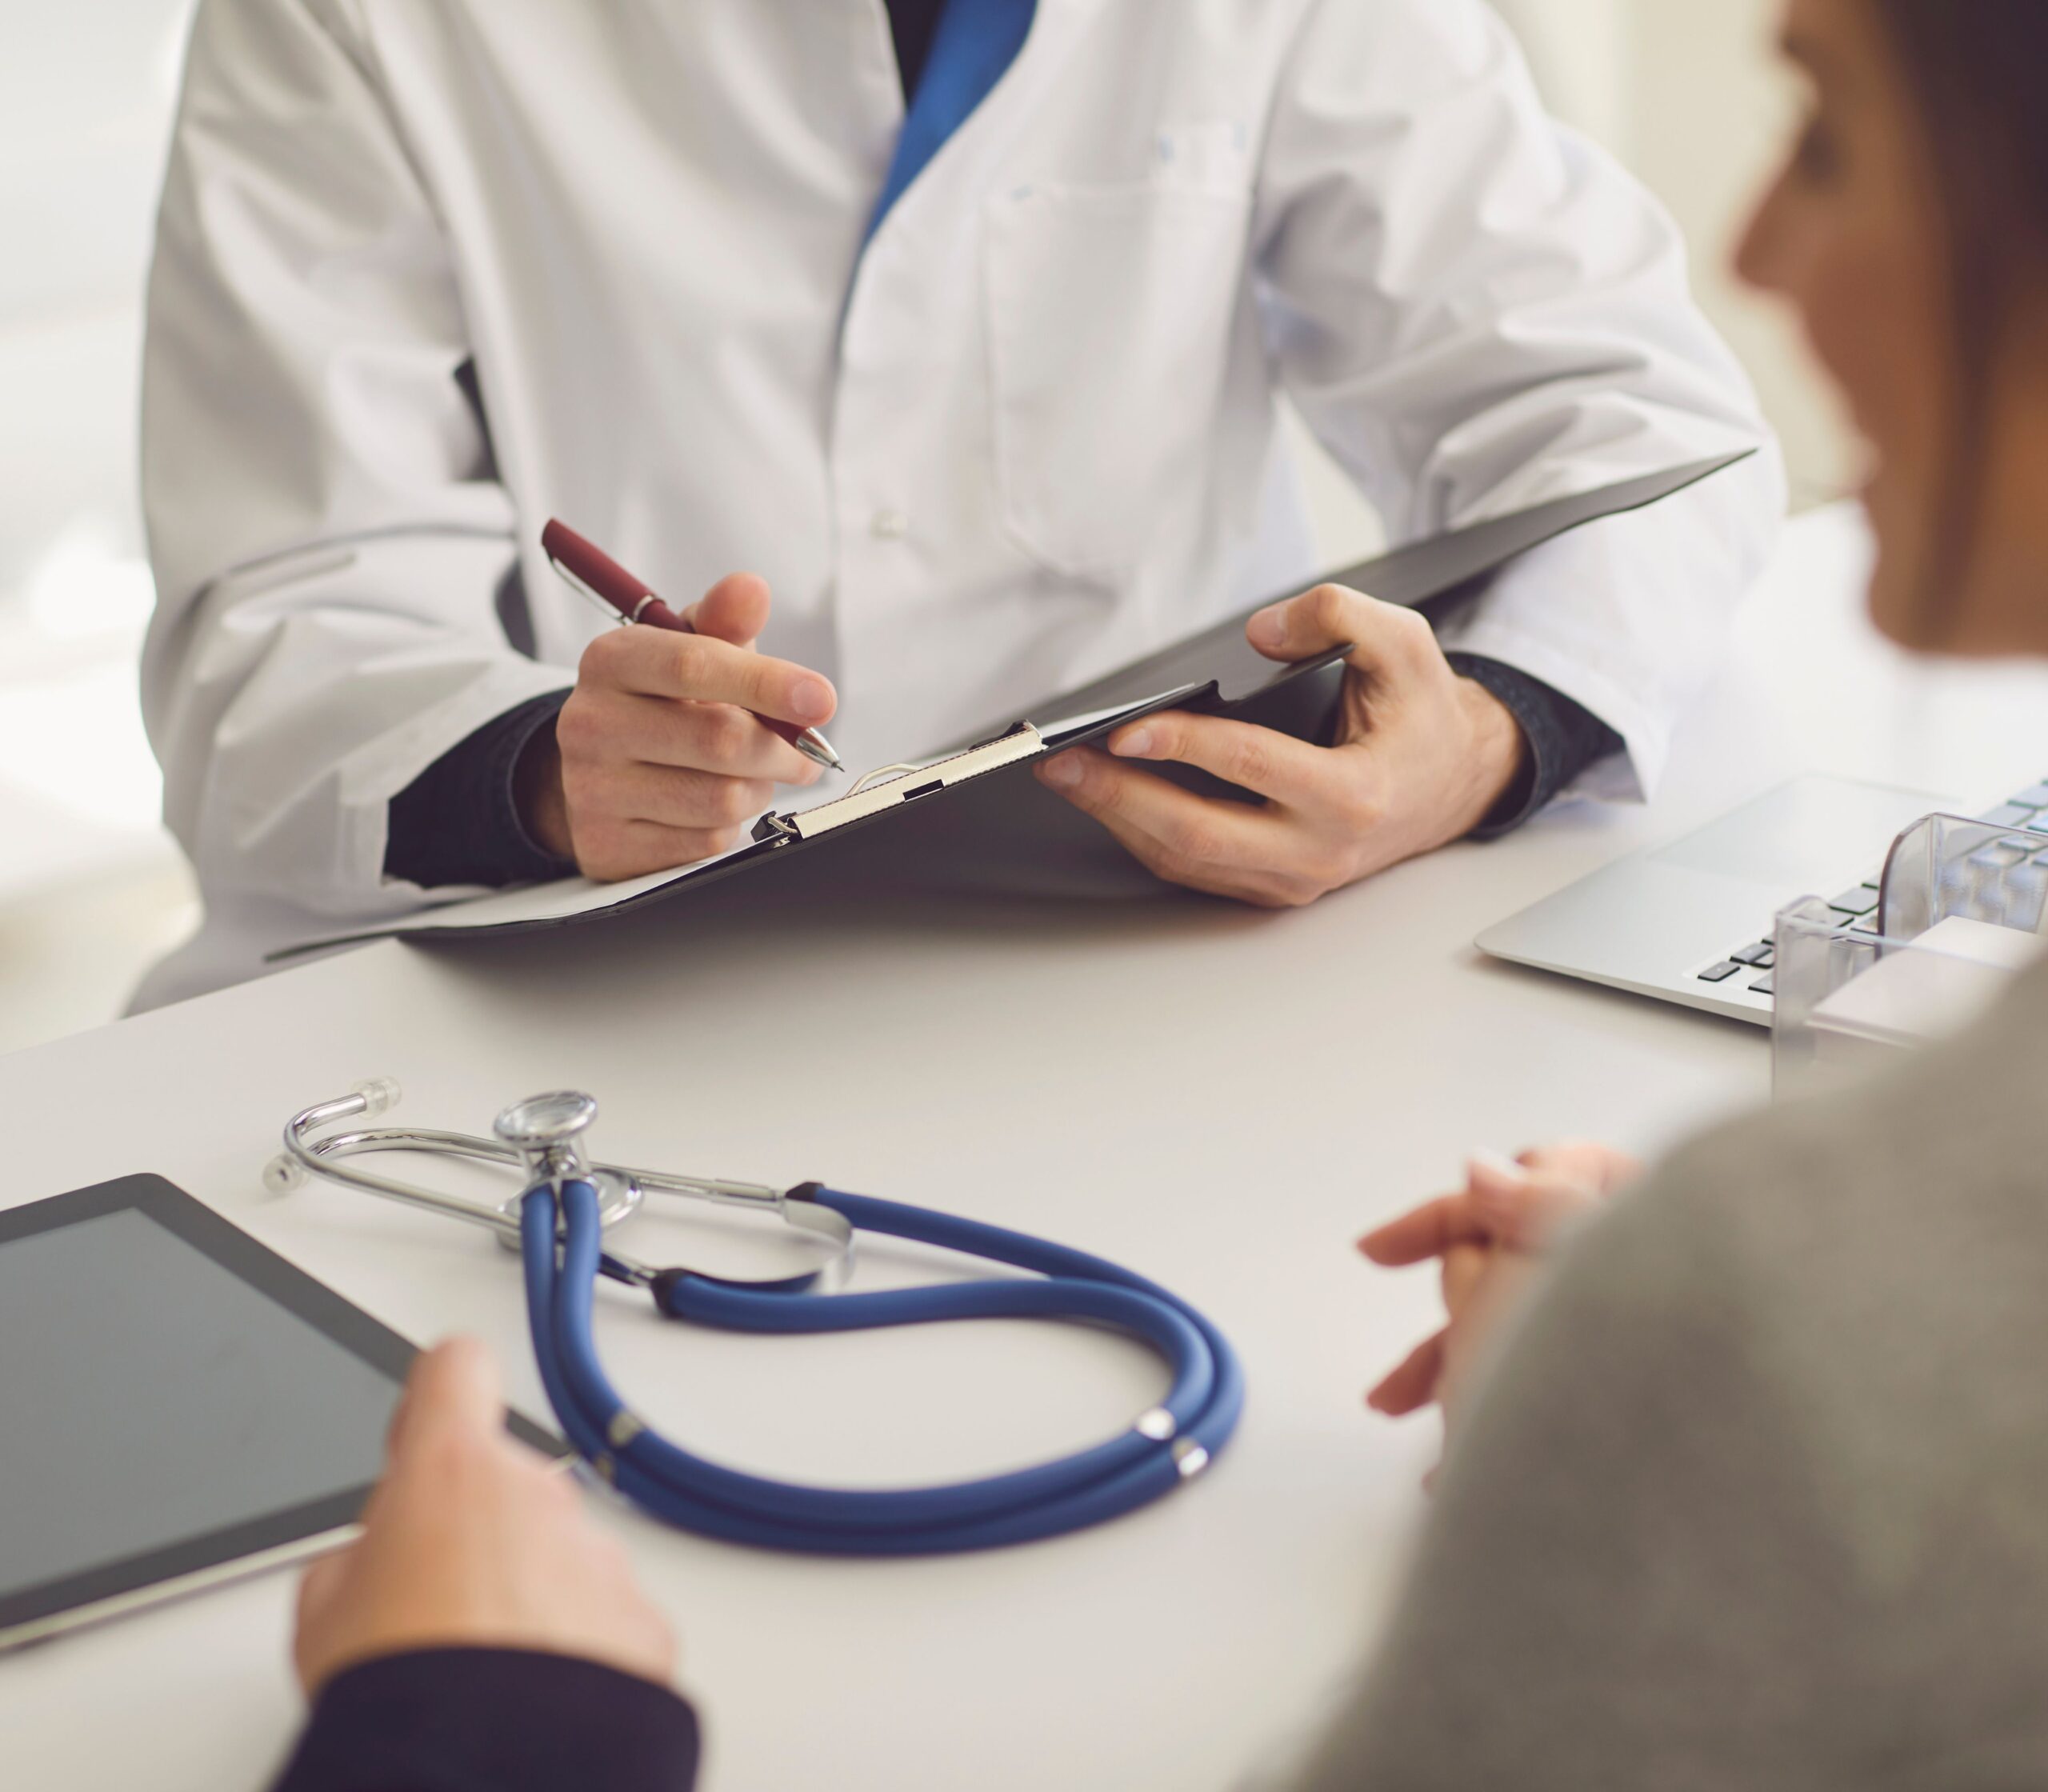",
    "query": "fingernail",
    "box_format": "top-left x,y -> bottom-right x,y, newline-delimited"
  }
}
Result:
1038,753 -> 1083,791
790,678 -> 833,722
1248,606 -> 1288,652
1114,727 -> 1155,758
1468,1148 -> 1530,1188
